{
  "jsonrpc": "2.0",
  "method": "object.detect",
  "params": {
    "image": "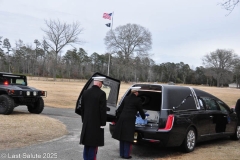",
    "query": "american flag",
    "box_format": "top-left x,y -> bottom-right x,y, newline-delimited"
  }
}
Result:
103,13 -> 112,20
